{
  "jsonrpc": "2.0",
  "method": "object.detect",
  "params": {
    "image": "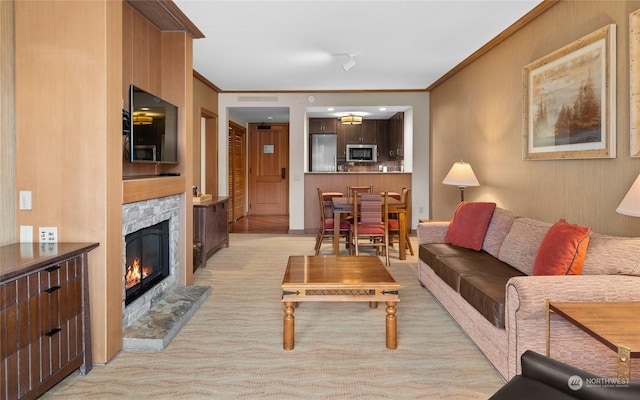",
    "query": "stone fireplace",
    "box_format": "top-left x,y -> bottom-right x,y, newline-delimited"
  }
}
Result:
122,195 -> 180,330
124,219 -> 170,305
